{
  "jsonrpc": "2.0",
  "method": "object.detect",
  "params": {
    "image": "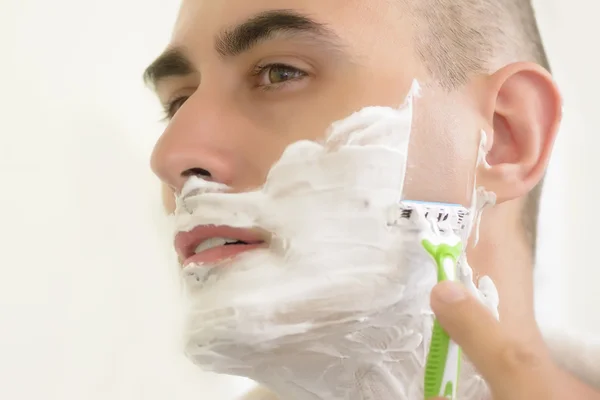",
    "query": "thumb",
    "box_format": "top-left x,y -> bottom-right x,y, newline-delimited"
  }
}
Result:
430,280 -> 527,388
430,281 -> 574,399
